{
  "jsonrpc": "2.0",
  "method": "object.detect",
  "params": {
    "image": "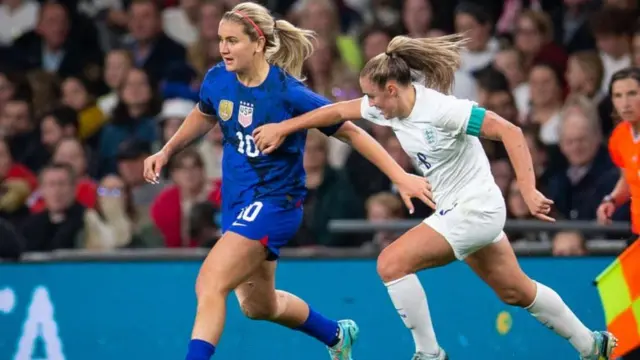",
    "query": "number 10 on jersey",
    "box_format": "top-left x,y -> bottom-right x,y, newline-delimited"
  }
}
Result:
236,131 -> 260,157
